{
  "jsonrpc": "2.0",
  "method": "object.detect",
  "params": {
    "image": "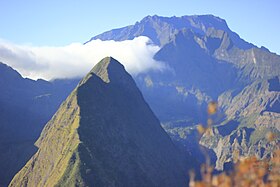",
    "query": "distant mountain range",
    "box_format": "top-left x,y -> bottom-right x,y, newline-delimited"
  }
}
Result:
88,15 -> 254,49
92,15 -> 280,170
0,14 -> 279,186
